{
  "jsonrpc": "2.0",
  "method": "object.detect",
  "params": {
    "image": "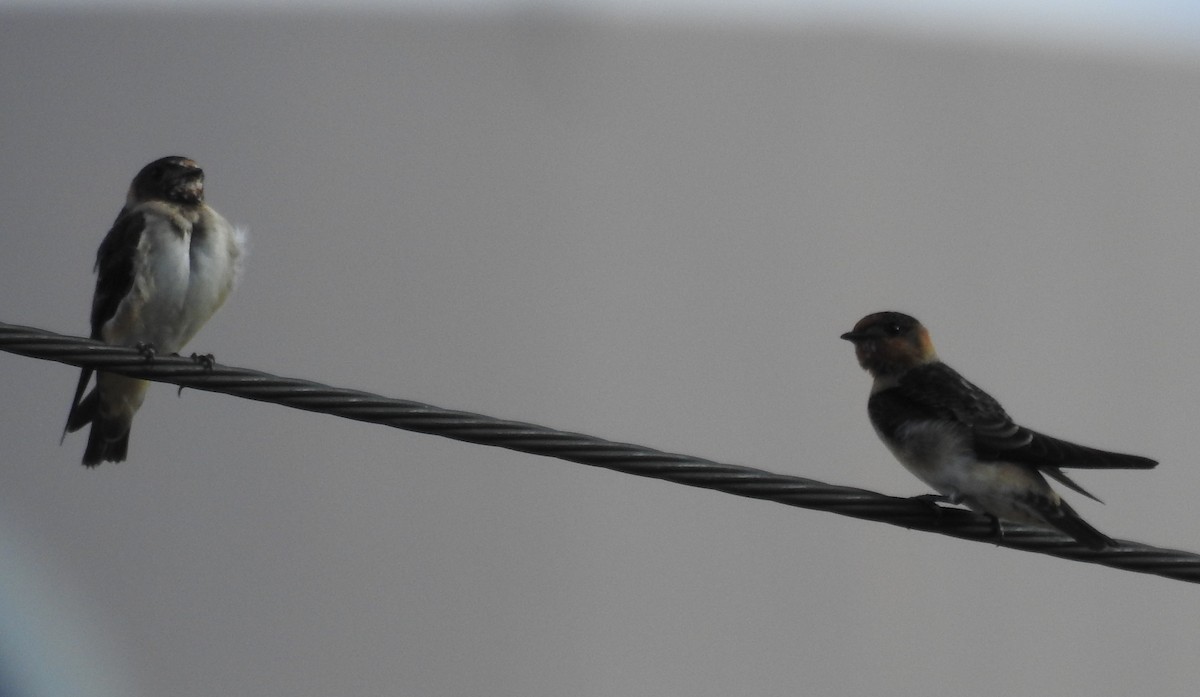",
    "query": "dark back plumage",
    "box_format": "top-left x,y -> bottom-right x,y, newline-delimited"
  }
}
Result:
884,362 -> 1158,470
